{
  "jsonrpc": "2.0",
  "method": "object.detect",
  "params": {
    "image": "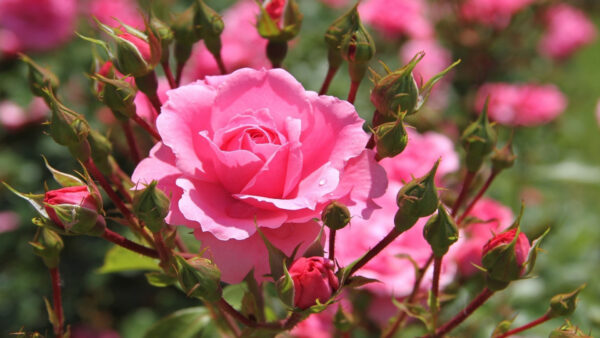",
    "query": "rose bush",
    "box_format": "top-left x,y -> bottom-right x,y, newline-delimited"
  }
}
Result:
132,67 -> 387,283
